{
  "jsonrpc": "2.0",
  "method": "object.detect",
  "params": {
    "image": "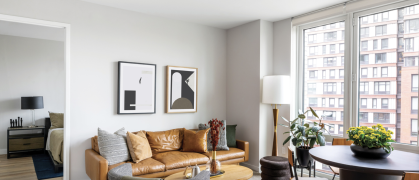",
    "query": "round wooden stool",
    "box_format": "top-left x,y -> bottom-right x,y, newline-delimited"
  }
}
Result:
260,156 -> 291,180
